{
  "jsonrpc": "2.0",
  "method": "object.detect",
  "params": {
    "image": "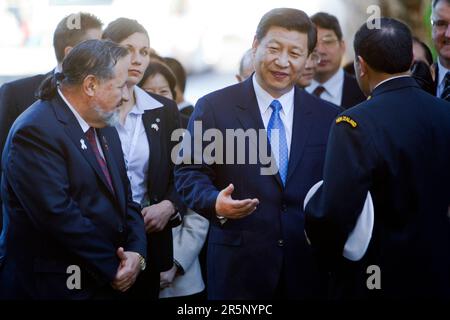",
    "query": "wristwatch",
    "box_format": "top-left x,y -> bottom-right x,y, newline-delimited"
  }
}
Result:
137,253 -> 146,271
